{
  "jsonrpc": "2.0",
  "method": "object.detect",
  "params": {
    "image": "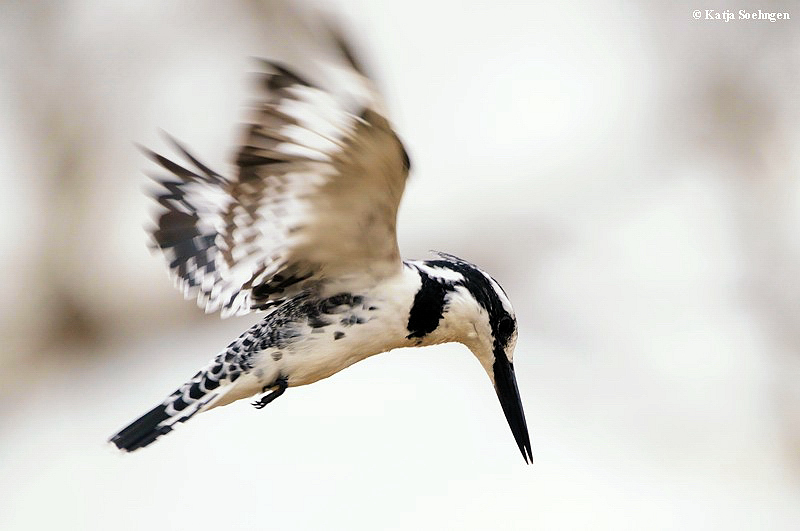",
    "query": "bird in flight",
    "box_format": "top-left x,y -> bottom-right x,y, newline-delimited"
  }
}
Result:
110,22 -> 532,463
